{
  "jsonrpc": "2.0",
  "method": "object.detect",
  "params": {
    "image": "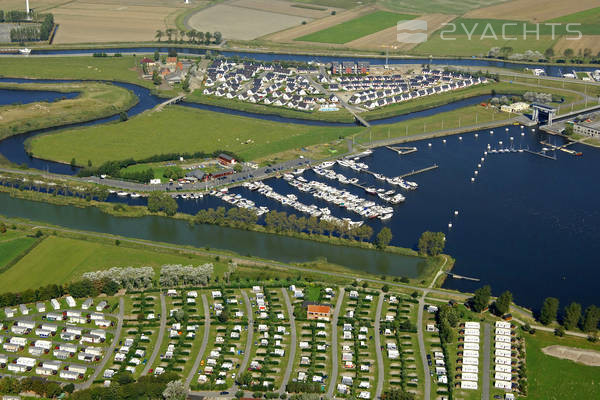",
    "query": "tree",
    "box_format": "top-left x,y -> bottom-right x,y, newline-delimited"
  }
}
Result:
375,227 -> 392,249
70,157 -> 77,167
563,48 -> 574,58
147,192 -> 178,216
119,111 -> 128,122
155,30 -> 163,42
154,50 -> 160,61
583,48 -> 592,59
214,31 -> 222,44
562,302 -> 582,330
204,31 -> 212,44
581,305 -> 600,332
544,47 -> 554,59
238,371 -> 252,386
471,285 -> 491,313
417,231 -> 445,256
539,297 -> 559,325
564,124 -> 574,136
163,380 -> 186,400
494,290 -> 512,316
0,223 -> 6,234
152,69 -> 162,85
